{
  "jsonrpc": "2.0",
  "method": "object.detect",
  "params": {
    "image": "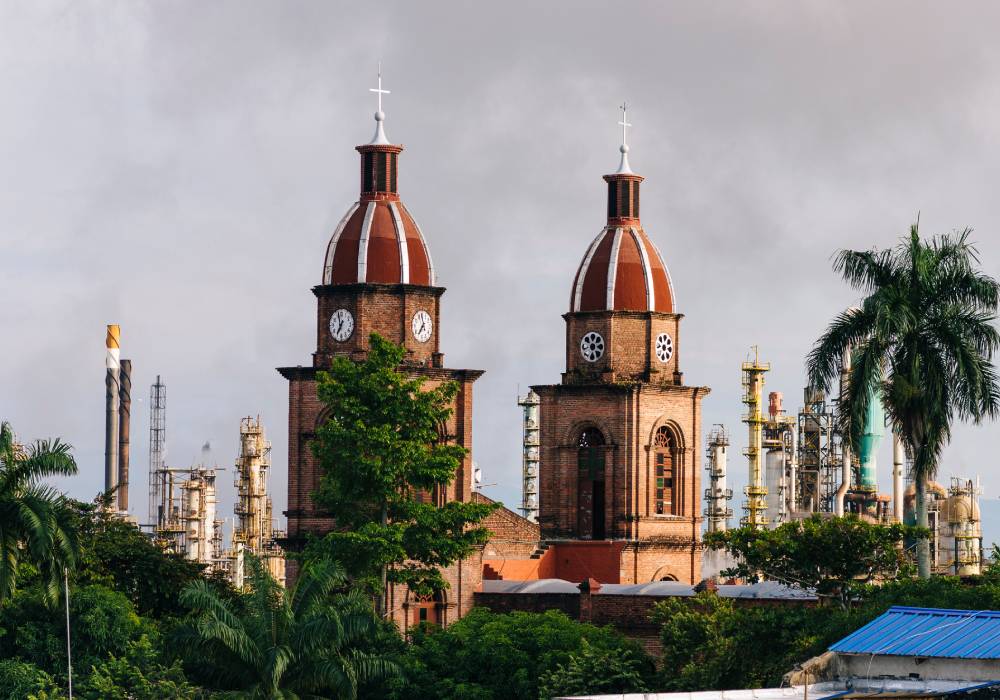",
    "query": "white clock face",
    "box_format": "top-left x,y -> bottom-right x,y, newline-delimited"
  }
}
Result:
329,308 -> 354,342
580,331 -> 605,363
655,333 -> 674,363
412,310 -> 433,343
